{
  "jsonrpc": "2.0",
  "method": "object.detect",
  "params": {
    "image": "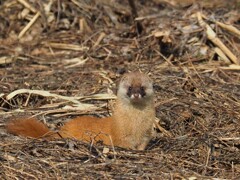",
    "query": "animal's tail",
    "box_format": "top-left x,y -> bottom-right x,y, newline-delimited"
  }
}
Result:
6,118 -> 59,139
